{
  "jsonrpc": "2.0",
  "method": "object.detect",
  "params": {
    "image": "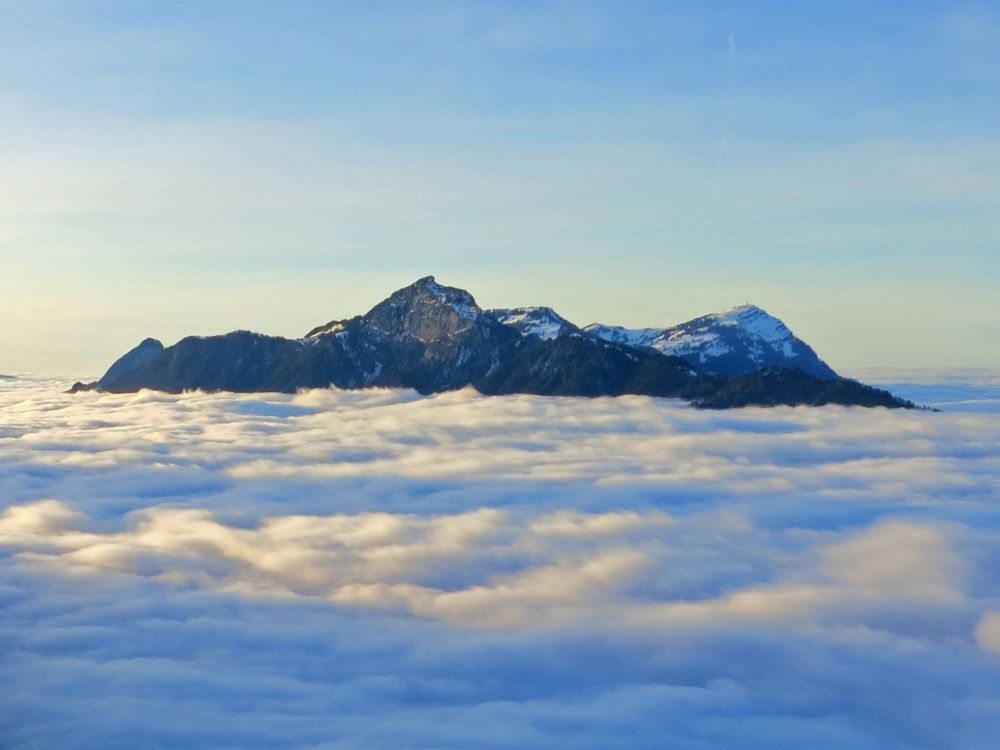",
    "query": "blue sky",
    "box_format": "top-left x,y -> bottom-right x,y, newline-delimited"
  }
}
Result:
1,0 -> 997,374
